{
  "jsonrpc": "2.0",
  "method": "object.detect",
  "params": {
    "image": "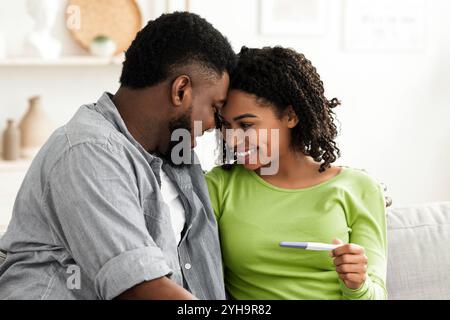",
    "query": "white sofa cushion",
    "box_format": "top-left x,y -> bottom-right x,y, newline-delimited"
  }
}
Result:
386,202 -> 450,299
